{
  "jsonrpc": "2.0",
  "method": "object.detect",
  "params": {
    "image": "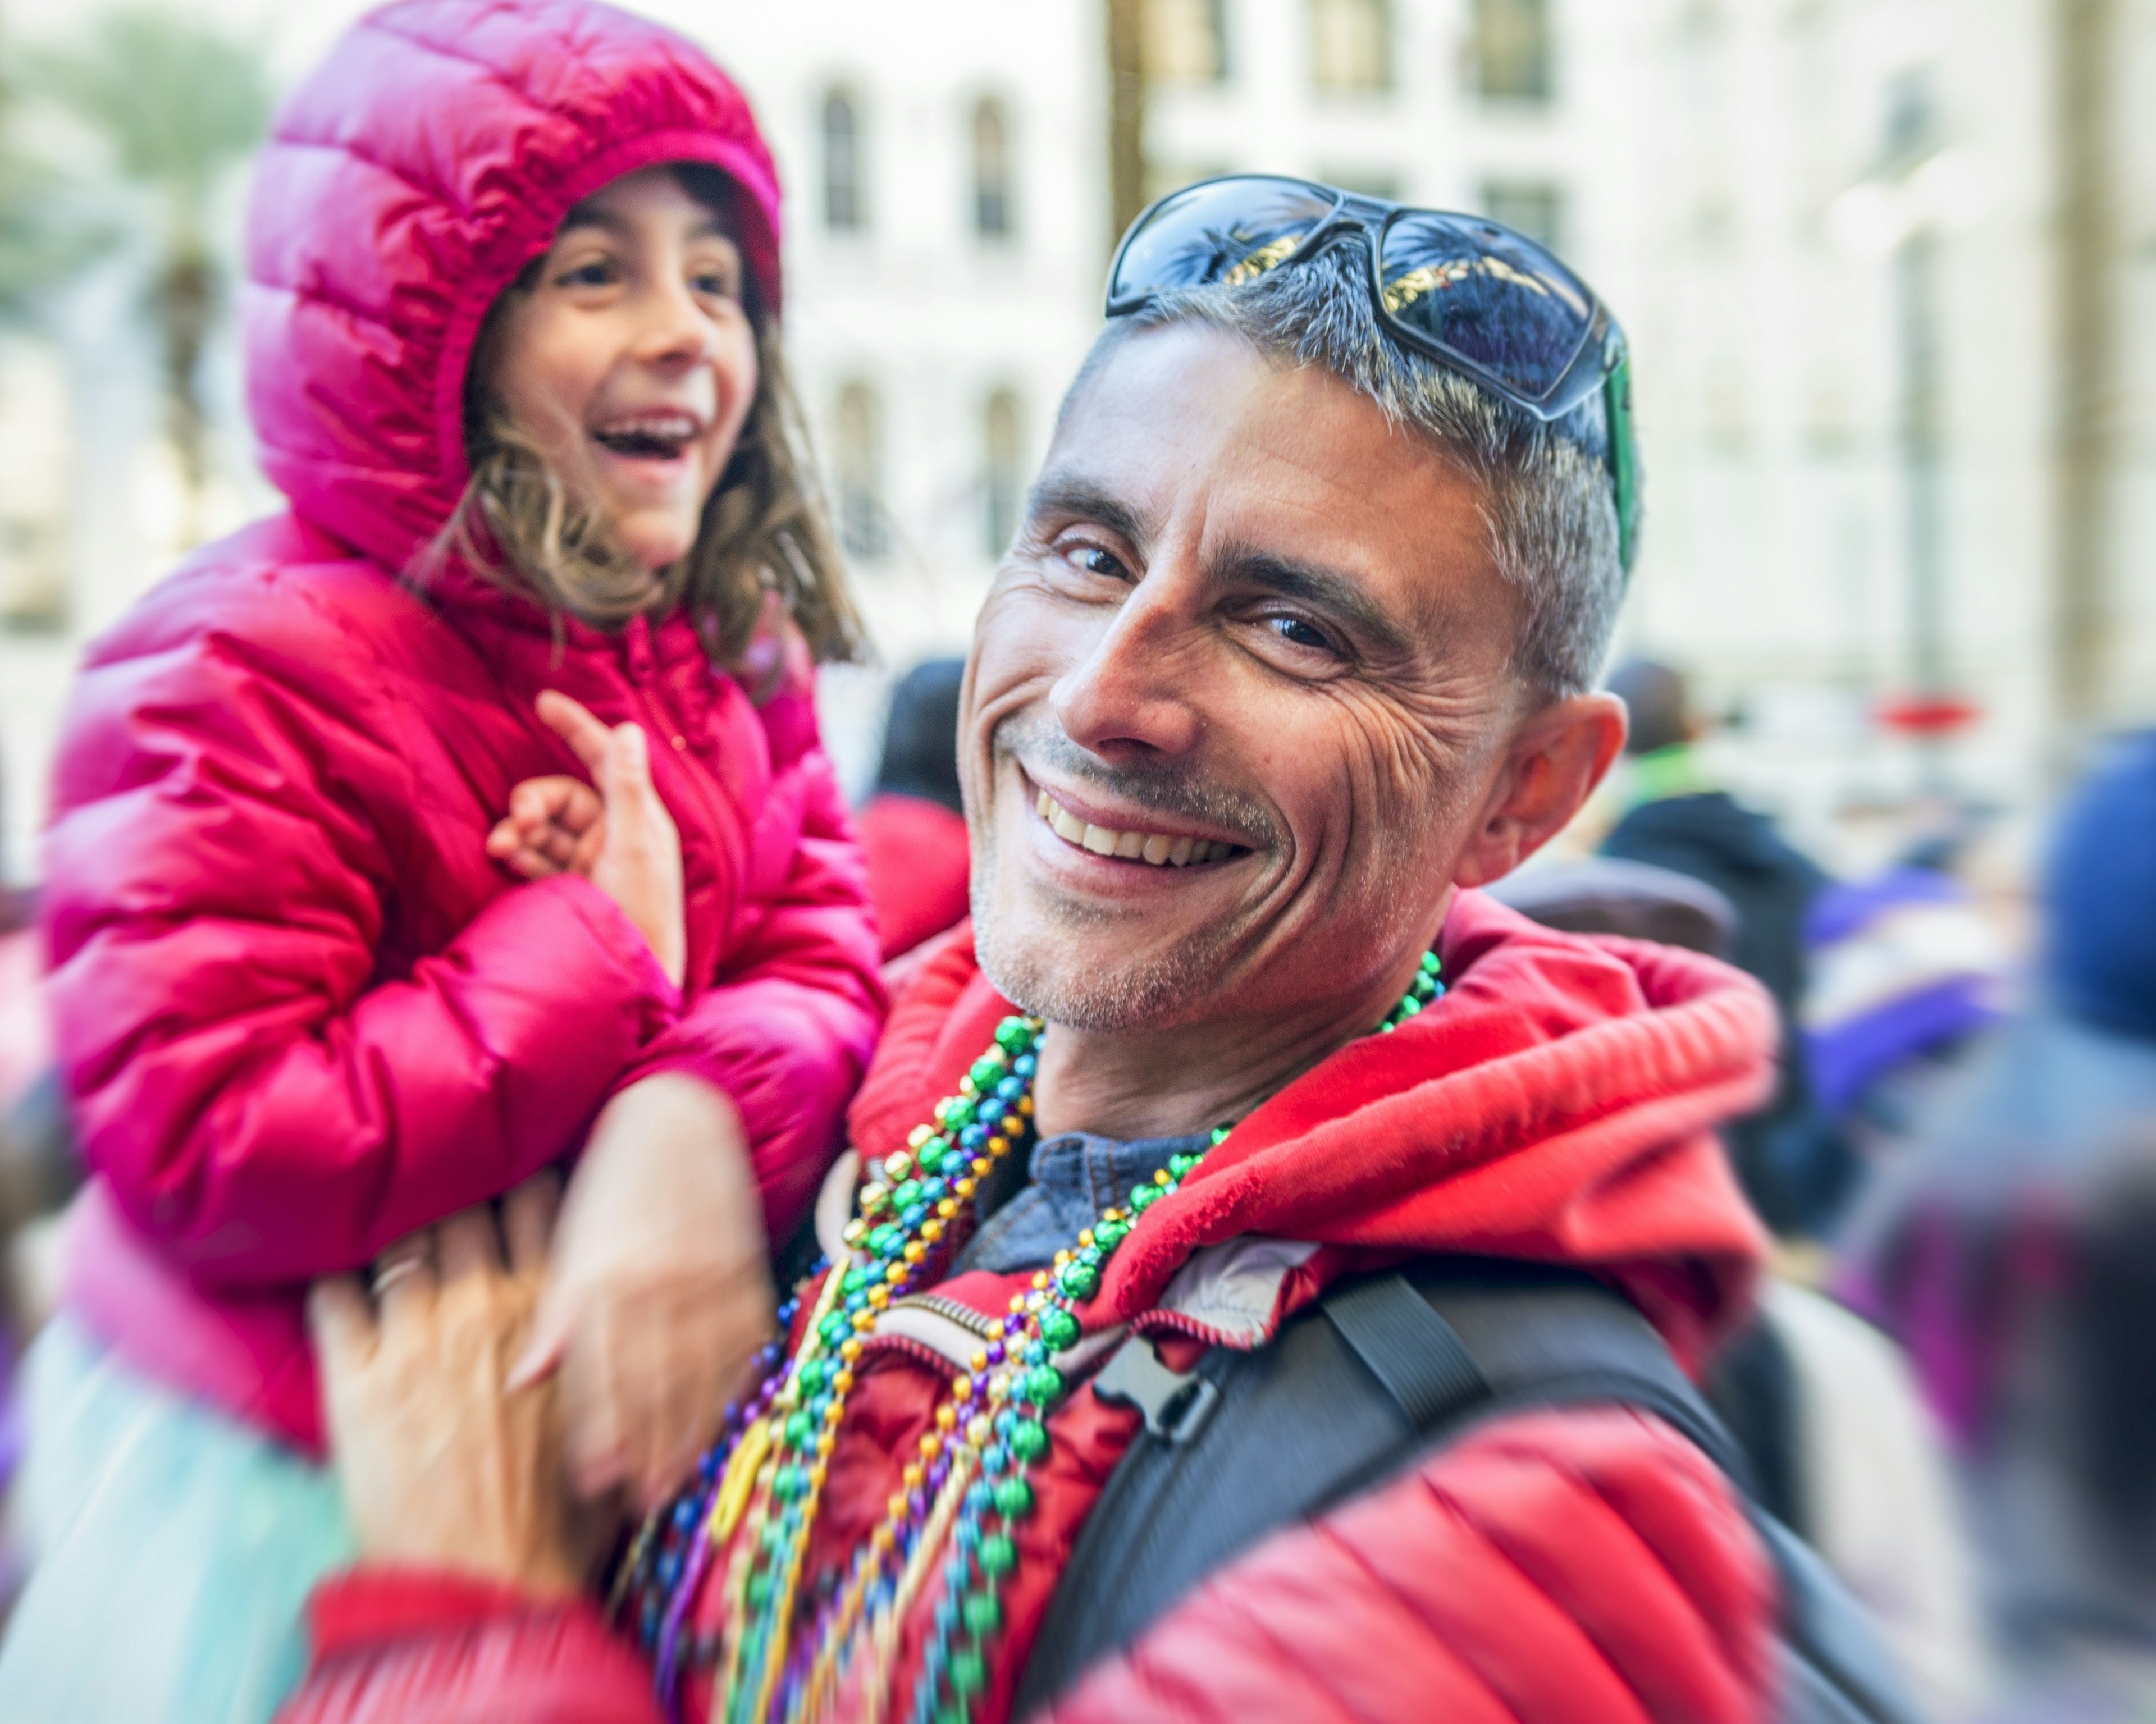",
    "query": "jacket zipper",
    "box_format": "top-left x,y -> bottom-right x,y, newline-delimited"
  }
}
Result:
888,1291 -> 1004,1339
